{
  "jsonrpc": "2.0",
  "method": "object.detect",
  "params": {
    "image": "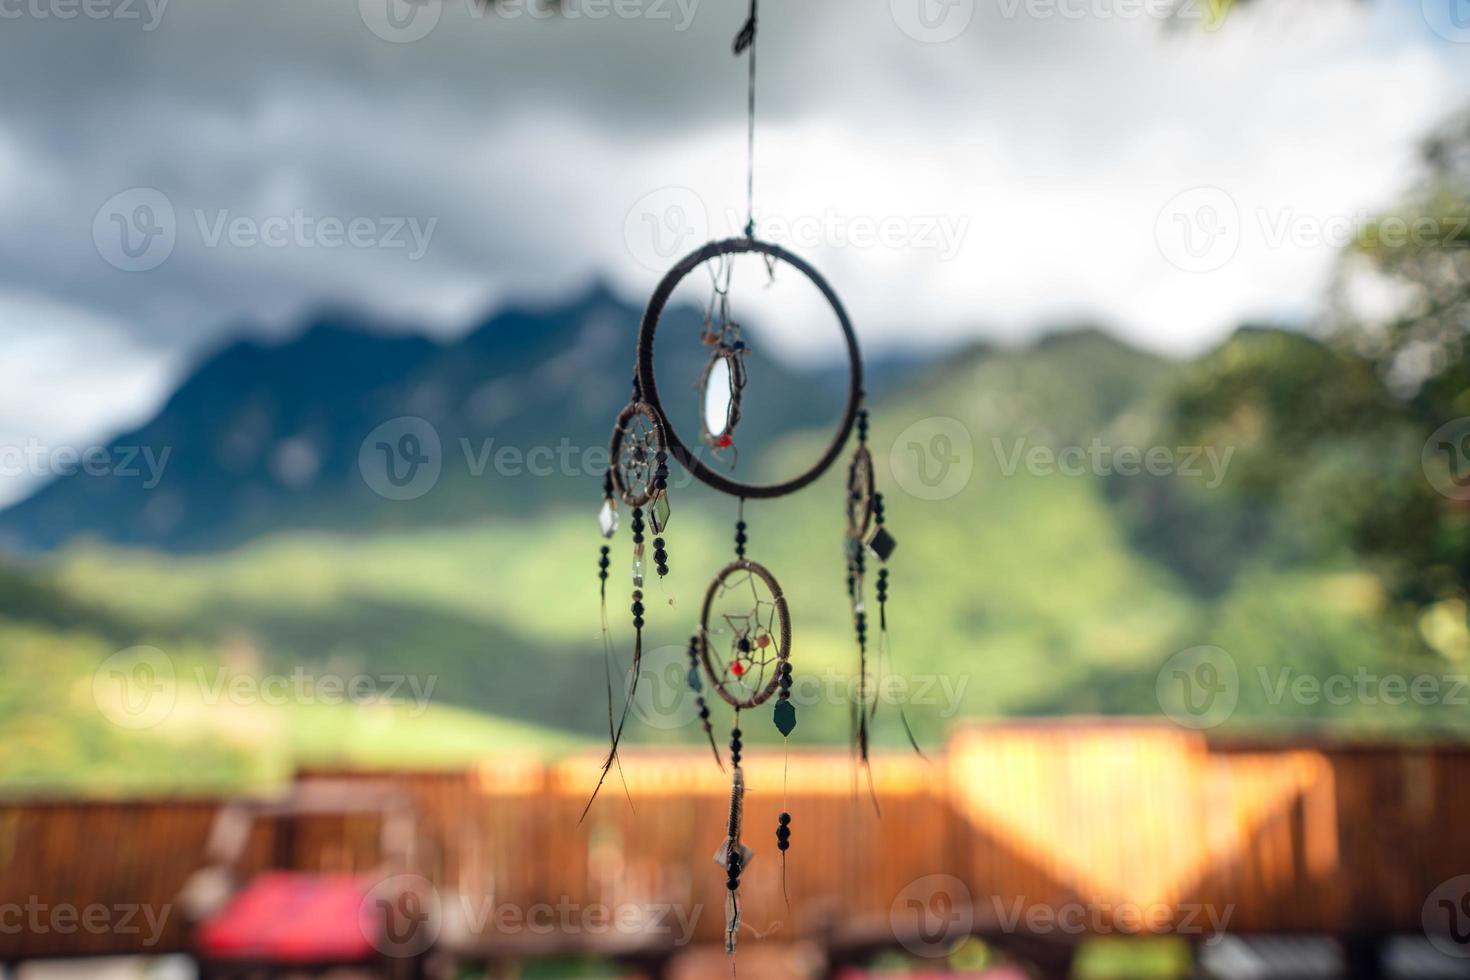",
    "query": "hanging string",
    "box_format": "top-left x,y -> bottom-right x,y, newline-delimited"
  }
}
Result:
598,550 -> 634,810
582,508 -> 648,823
734,0 -> 758,238
687,632 -> 725,771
